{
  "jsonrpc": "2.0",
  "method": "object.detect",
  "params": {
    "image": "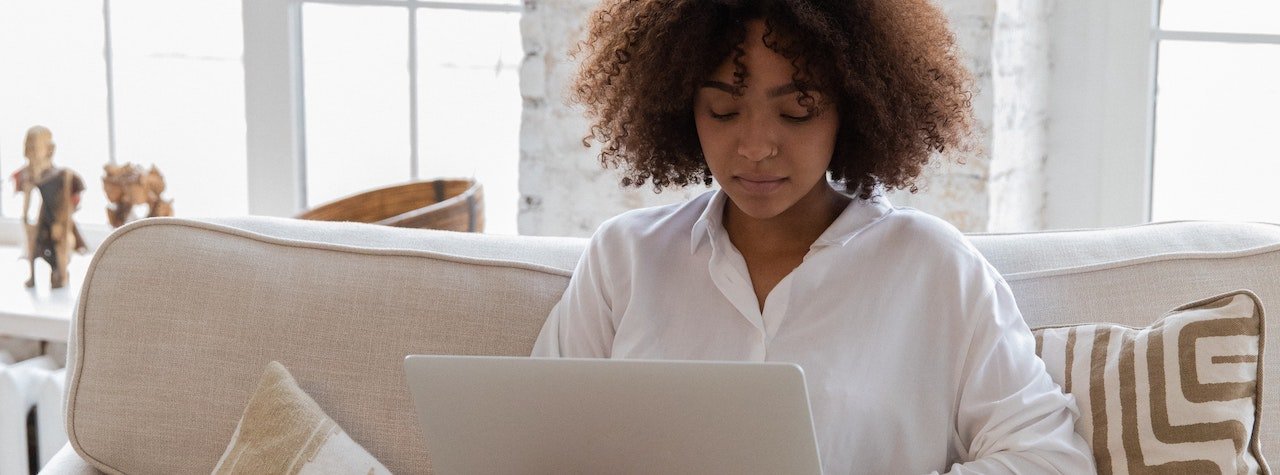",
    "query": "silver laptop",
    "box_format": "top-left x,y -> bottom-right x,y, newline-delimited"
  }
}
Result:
404,355 -> 822,475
